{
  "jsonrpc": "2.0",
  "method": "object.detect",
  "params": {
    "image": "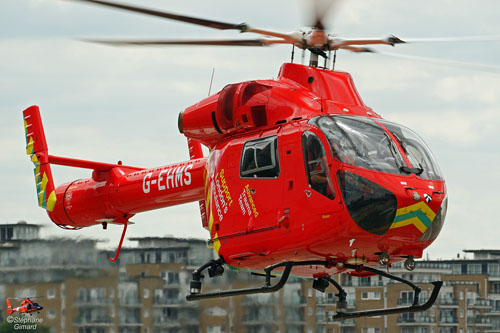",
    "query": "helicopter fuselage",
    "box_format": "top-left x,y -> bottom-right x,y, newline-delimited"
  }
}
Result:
26,62 -> 446,276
